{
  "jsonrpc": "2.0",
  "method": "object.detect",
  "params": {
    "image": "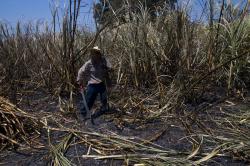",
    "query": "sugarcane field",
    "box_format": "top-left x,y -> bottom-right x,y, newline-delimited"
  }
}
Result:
0,0 -> 250,165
